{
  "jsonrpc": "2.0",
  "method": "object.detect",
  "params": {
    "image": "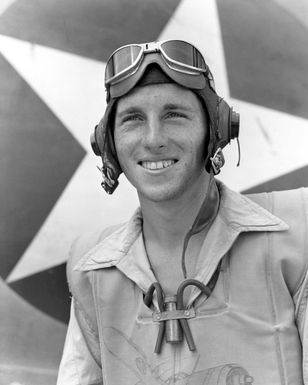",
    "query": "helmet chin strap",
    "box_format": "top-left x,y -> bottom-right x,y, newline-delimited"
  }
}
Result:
180,169 -> 219,278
